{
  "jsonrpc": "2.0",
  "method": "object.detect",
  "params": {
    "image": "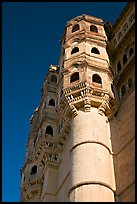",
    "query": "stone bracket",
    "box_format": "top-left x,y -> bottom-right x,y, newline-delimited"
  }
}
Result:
98,94 -> 110,116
